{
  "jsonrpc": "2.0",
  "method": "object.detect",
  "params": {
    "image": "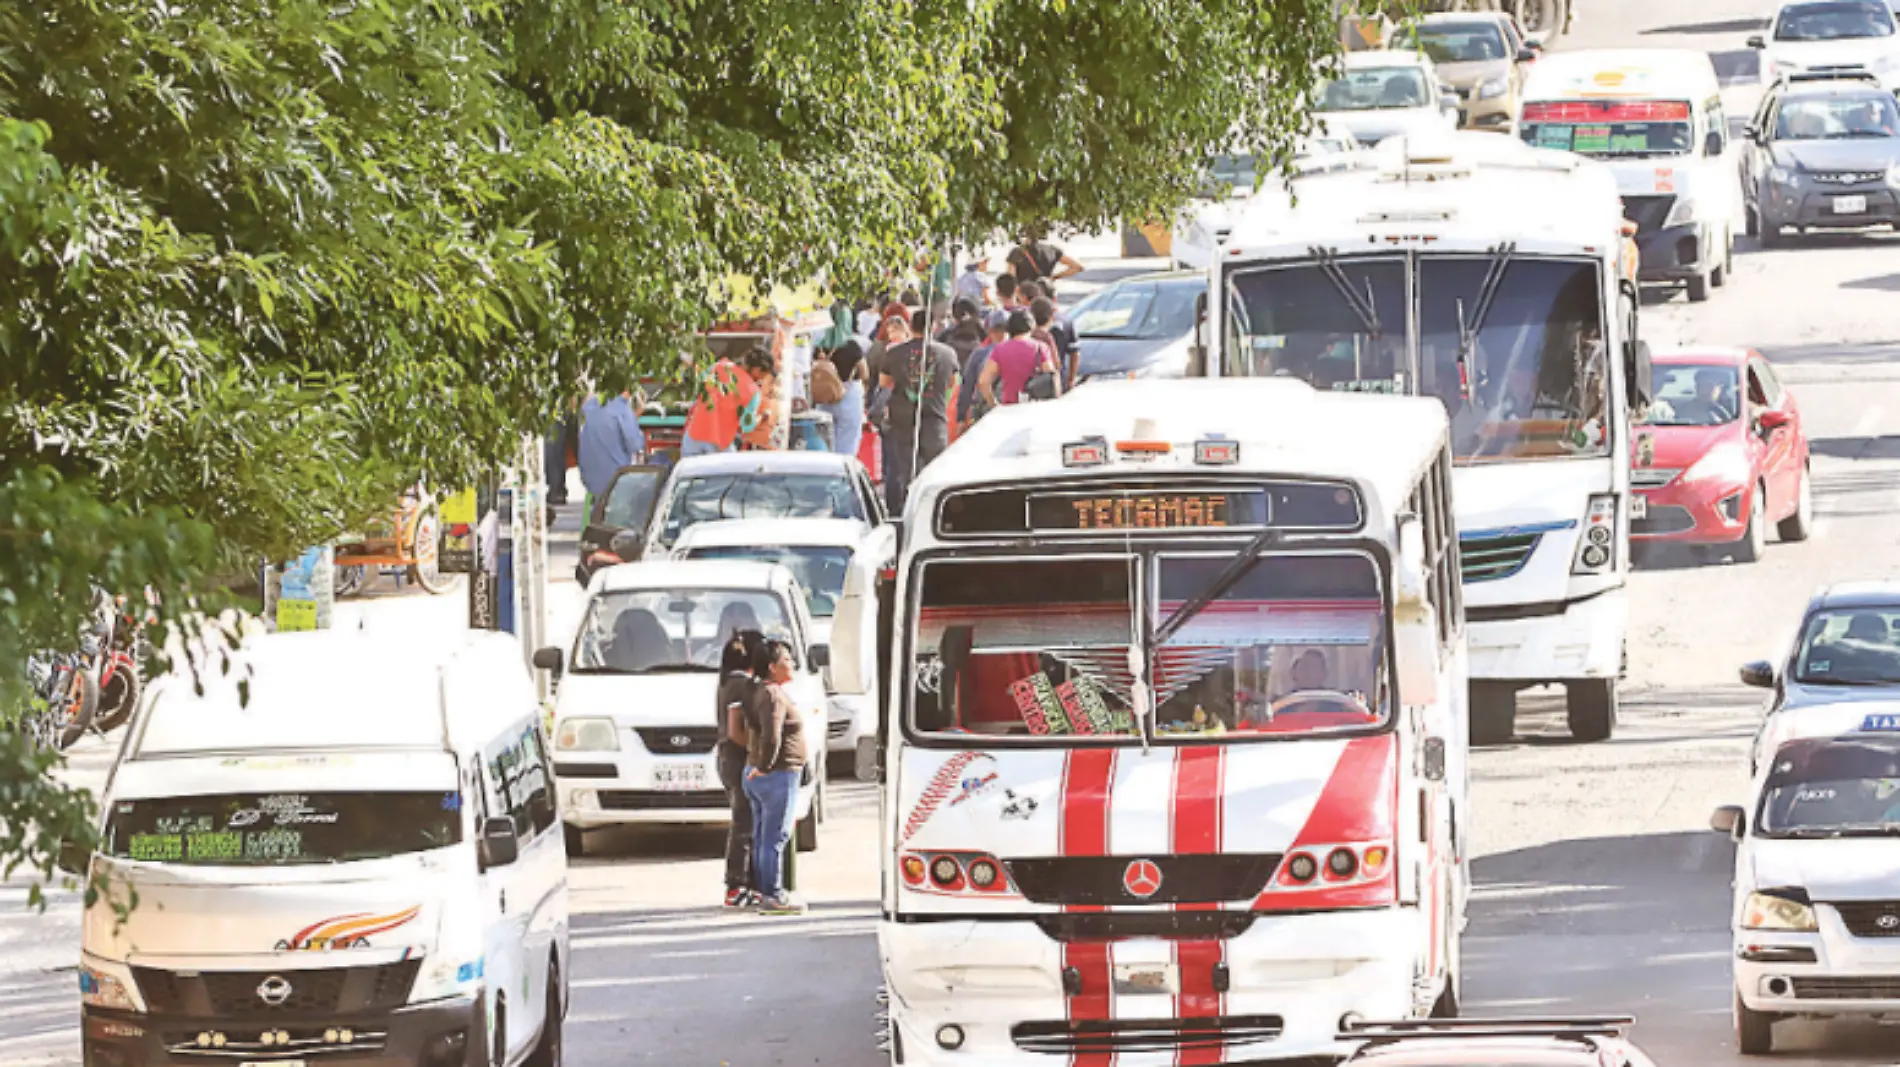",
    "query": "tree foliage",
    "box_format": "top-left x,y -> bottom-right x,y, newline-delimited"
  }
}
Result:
0,0 -> 1335,890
